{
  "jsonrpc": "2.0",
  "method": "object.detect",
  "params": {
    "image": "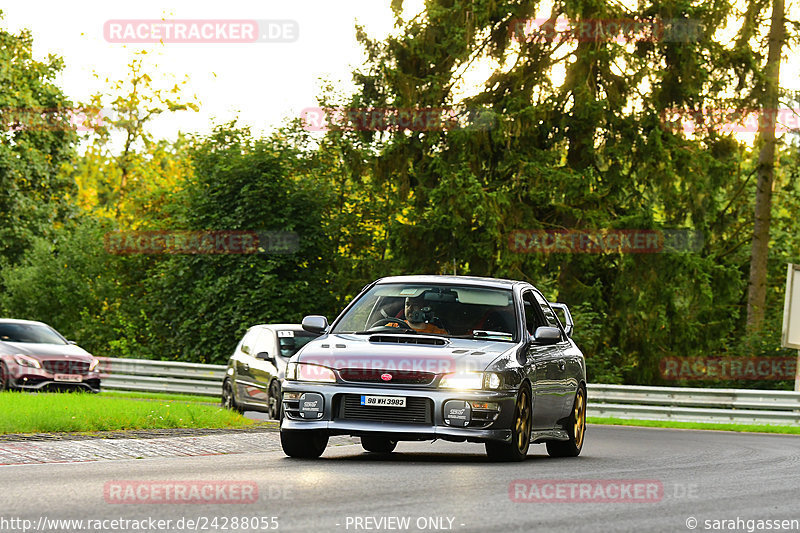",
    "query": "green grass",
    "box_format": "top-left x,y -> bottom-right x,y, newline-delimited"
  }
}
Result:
100,390 -> 216,403
0,391 -> 253,434
588,416 -> 800,435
